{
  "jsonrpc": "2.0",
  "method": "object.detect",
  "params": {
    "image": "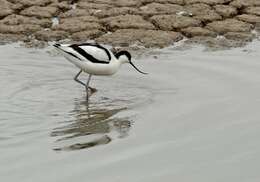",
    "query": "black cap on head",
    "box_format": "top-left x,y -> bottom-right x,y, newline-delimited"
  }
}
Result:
115,50 -> 148,75
115,51 -> 131,61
